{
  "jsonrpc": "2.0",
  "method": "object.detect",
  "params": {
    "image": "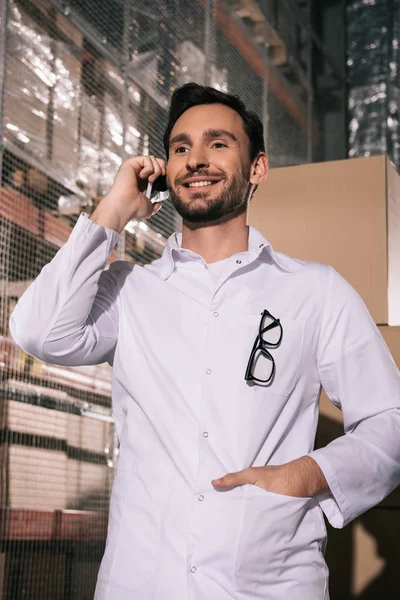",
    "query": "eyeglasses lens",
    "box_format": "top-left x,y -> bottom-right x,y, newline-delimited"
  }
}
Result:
250,348 -> 274,381
260,313 -> 281,345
